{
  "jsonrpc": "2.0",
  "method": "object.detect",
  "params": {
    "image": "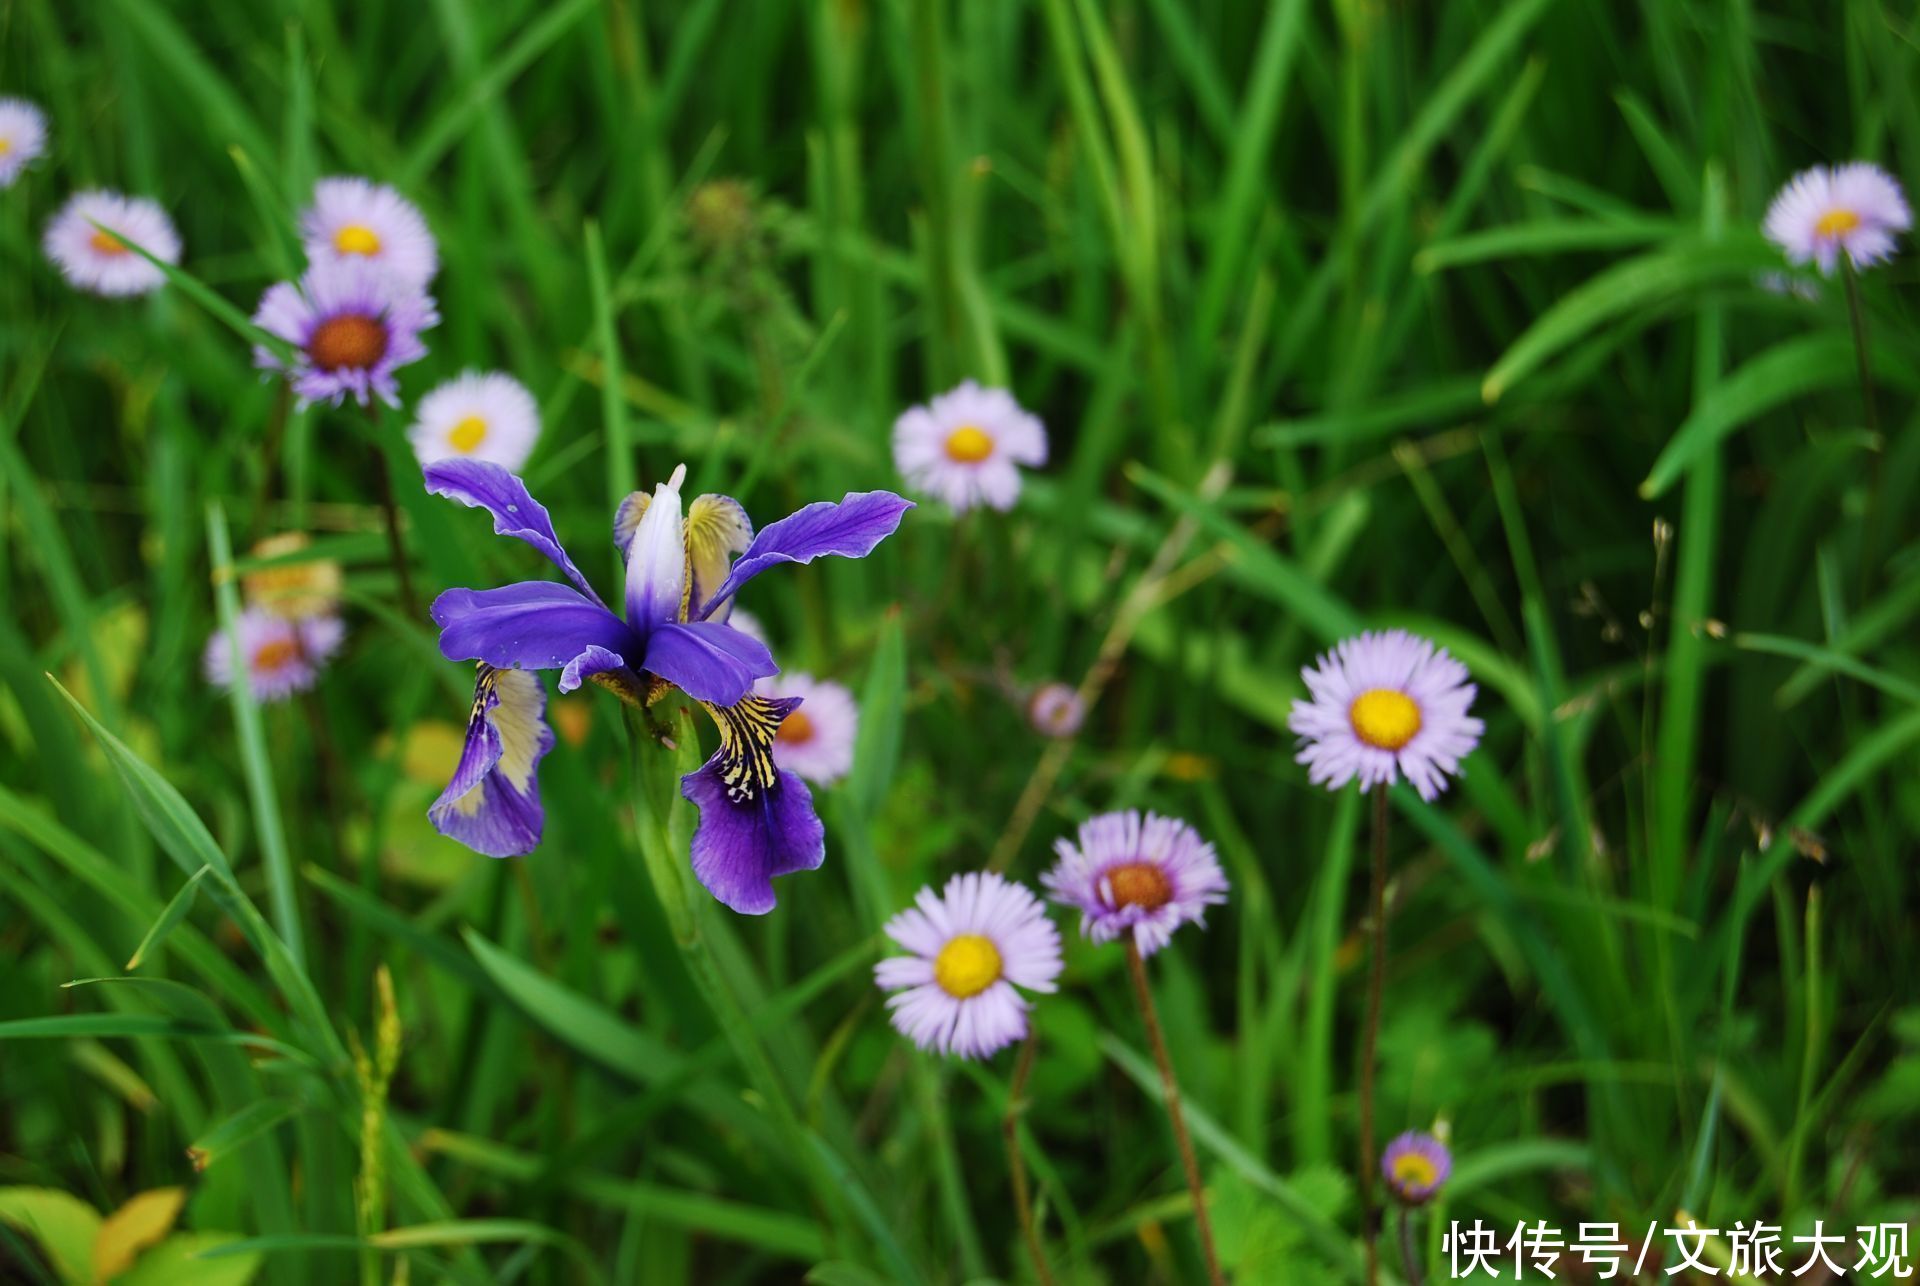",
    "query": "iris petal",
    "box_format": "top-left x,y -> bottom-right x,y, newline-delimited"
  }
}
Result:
643,620 -> 776,706
432,581 -> 639,671
682,695 -> 825,914
699,491 -> 913,619
424,459 -> 603,605
429,666 -> 554,857
686,494 -> 753,621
